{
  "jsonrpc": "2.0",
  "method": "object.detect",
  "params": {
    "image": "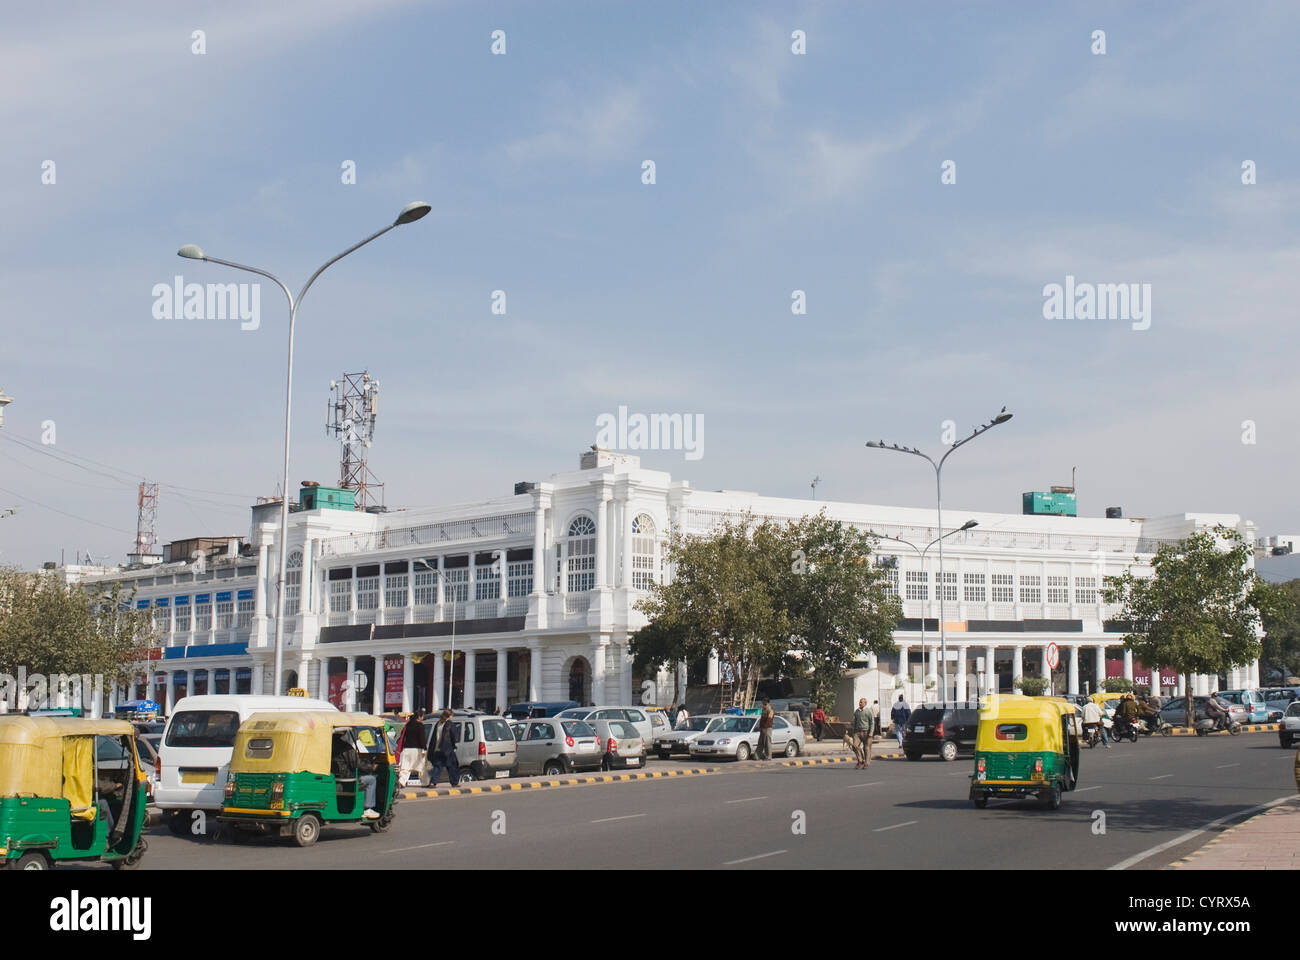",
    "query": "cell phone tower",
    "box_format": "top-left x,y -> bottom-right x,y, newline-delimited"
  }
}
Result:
325,371 -> 384,511
129,481 -> 161,564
